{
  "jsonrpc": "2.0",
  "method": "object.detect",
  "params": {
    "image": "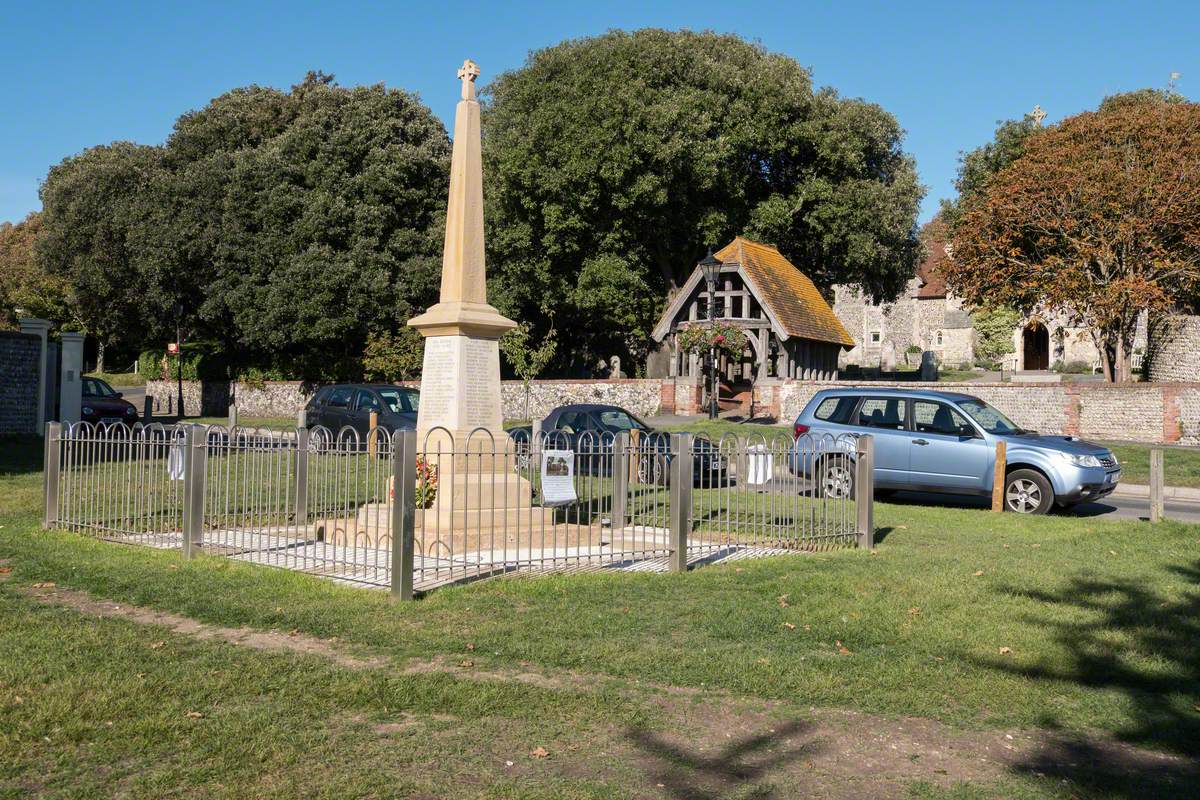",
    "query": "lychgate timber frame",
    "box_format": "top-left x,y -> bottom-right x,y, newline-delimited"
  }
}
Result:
652,237 -> 855,386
